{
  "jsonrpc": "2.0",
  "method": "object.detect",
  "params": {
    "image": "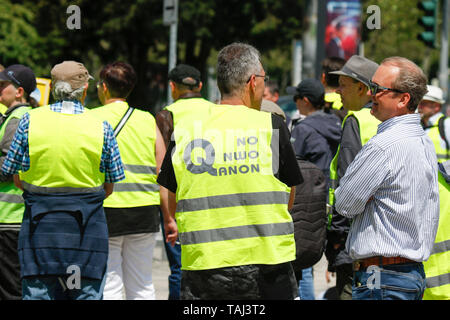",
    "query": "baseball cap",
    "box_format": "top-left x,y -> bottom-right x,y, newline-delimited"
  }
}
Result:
329,55 -> 379,87
168,64 -> 201,87
0,64 -> 37,95
286,78 -> 325,106
422,85 -> 445,104
51,61 -> 94,90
